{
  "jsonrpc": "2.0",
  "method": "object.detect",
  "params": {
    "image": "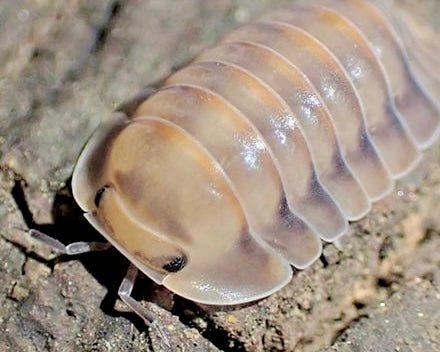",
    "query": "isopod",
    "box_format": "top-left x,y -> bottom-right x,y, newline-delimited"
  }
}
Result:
29,0 -> 439,321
